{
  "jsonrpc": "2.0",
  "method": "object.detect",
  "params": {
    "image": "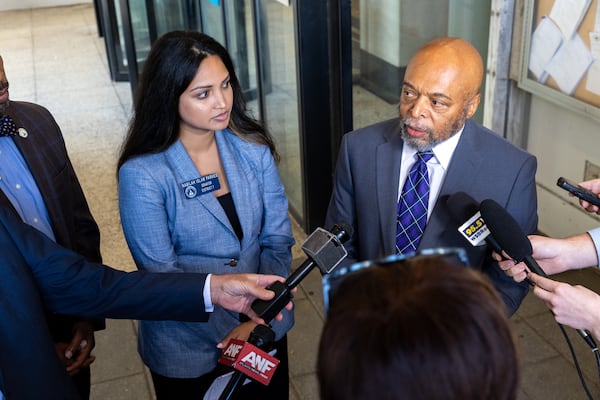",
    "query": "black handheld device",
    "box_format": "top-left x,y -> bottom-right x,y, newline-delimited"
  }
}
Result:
557,177 -> 600,207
